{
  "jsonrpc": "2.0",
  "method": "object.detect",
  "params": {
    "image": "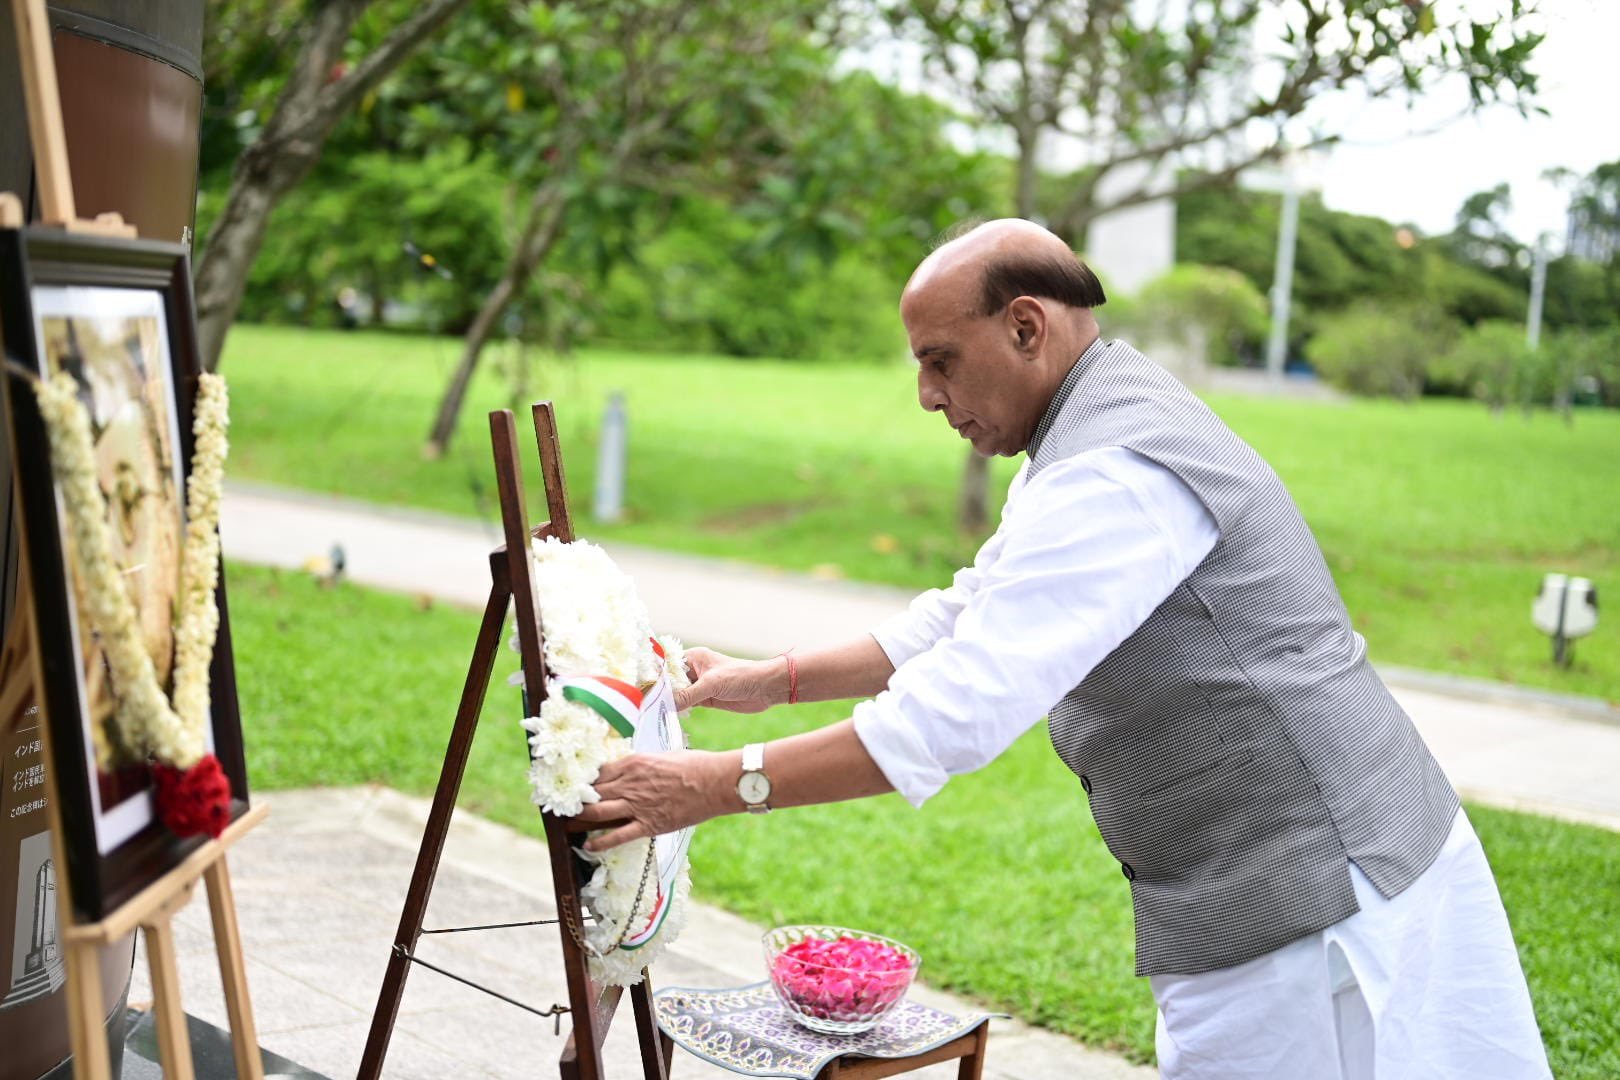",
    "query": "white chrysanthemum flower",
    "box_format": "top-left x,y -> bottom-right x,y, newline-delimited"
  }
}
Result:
655,634 -> 691,690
